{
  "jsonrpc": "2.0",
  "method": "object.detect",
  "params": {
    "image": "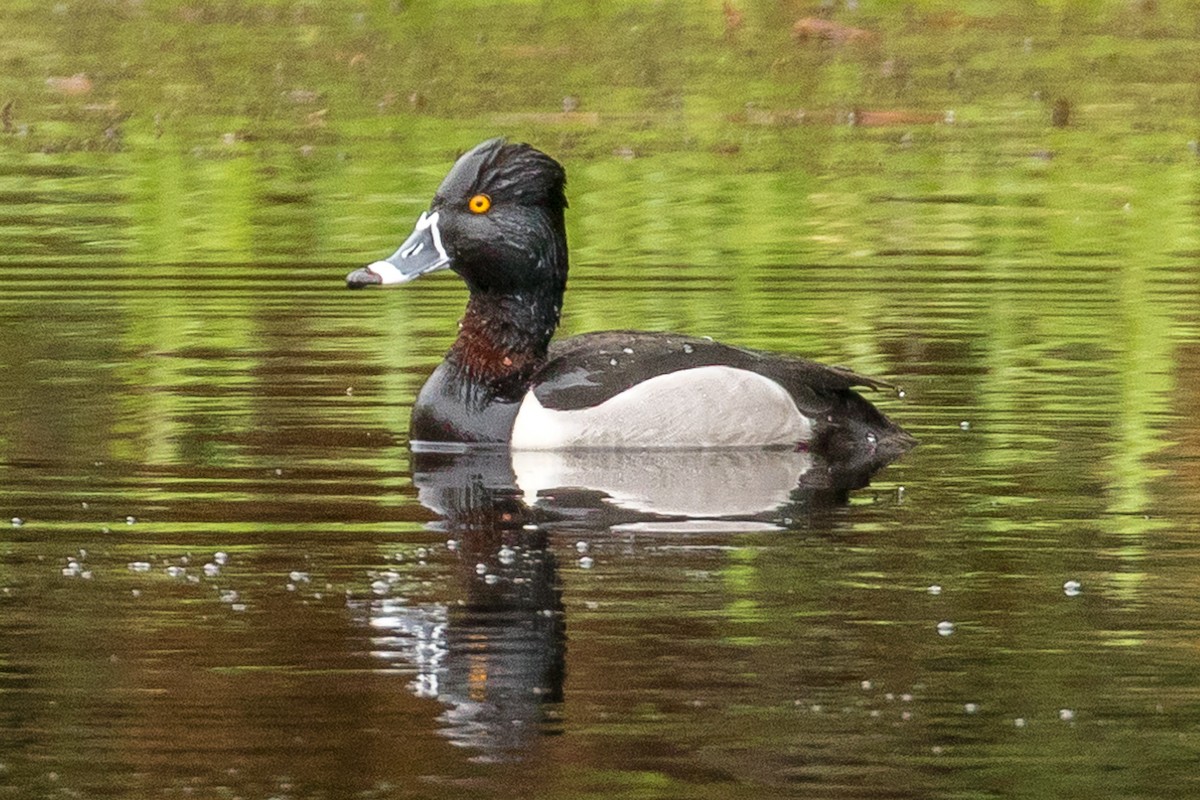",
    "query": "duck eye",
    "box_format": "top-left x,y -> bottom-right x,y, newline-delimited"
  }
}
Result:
467,193 -> 492,214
